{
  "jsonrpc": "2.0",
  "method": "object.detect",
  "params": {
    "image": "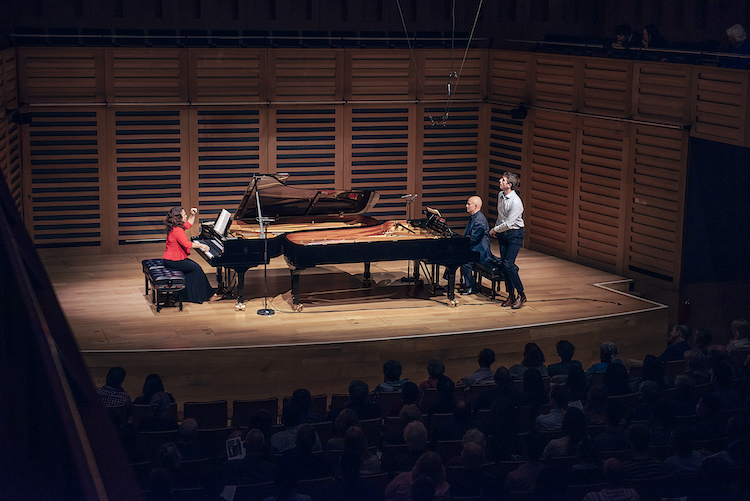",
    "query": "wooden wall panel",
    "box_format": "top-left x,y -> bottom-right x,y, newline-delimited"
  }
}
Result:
18,48 -> 104,103
190,108 -> 263,222
347,105 -> 414,220
691,67 -> 748,146
418,50 -> 487,101
346,51 -> 414,101
487,106 -> 525,224
418,105 -> 479,227
633,63 -> 692,126
106,49 -> 188,102
23,110 -> 105,249
0,121 -> 23,214
188,49 -> 266,103
488,51 -> 530,105
109,108 -> 190,247
573,118 -> 628,273
627,125 -> 688,289
531,55 -> 579,111
268,50 -> 343,102
267,106 -> 342,188
526,111 -> 576,259
2,49 -> 19,111
581,58 -> 632,117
